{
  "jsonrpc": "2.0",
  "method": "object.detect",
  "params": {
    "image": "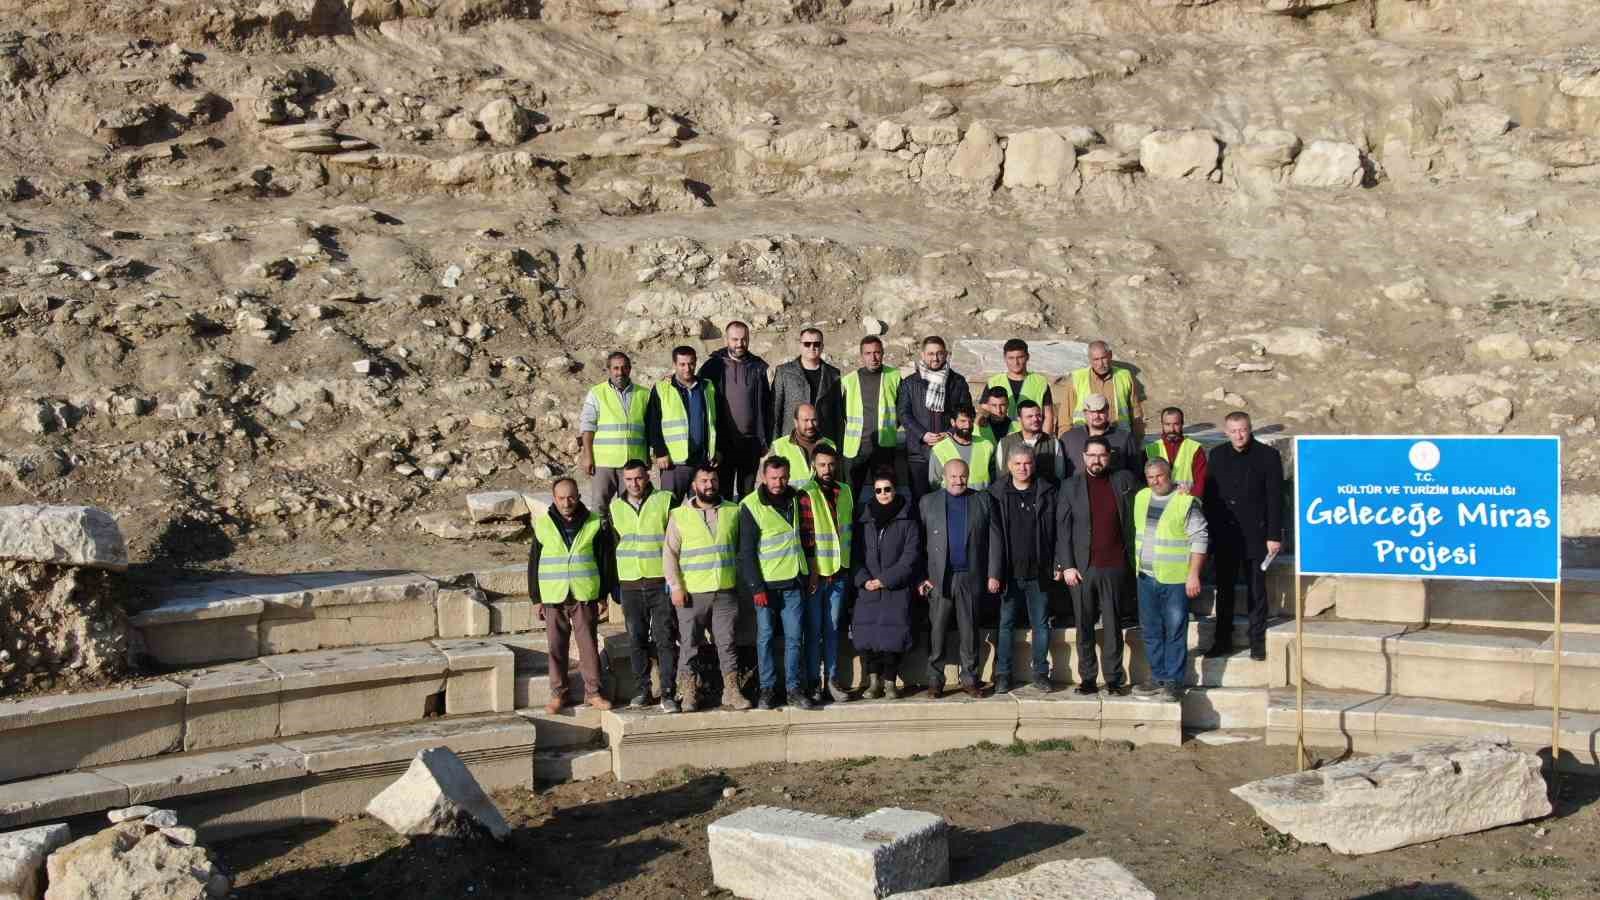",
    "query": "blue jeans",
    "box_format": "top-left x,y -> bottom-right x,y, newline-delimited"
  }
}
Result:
1137,573 -> 1190,684
756,586 -> 808,693
996,578 -> 1051,680
812,576 -> 848,685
